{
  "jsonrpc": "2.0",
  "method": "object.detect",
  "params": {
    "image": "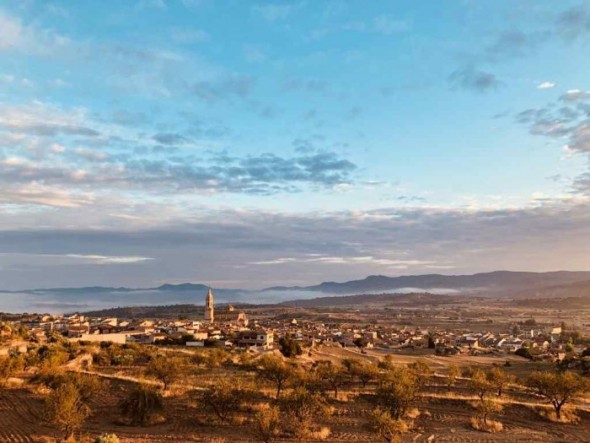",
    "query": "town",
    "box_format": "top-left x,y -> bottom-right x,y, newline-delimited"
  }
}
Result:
2,288 -> 587,362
